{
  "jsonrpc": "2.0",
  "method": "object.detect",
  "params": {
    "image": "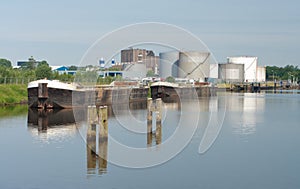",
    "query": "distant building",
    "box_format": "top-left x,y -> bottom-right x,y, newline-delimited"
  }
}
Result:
120,48 -> 157,79
99,58 -> 105,68
51,66 -> 76,75
121,48 -> 155,63
17,60 -> 40,67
